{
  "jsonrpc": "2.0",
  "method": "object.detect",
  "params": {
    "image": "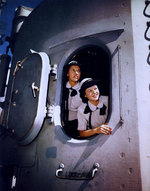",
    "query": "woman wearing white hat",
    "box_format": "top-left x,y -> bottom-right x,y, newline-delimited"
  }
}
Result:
77,78 -> 112,137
